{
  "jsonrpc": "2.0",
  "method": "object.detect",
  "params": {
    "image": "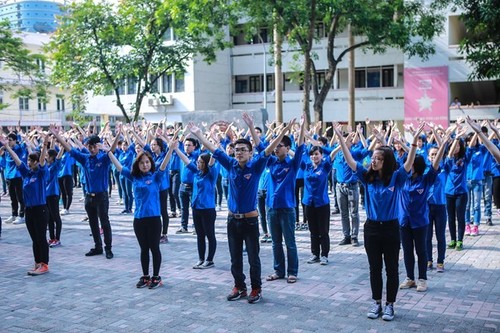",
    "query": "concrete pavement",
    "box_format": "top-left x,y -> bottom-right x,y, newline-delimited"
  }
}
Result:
0,191 -> 498,333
